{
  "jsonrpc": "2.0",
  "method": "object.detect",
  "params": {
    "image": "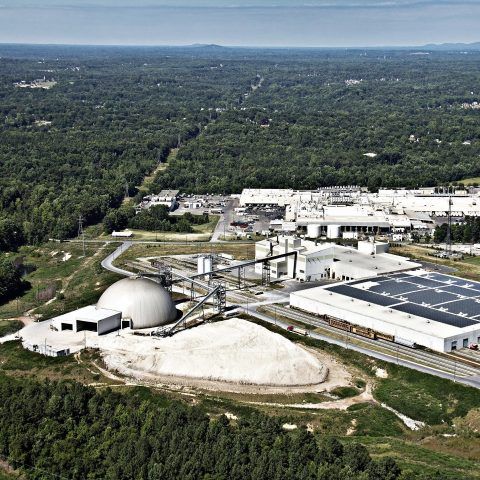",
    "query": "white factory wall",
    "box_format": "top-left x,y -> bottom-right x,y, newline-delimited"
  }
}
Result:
331,262 -> 380,281
96,314 -> 121,335
357,241 -> 389,255
302,251 -> 334,281
52,308 -> 121,335
290,292 -> 450,352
